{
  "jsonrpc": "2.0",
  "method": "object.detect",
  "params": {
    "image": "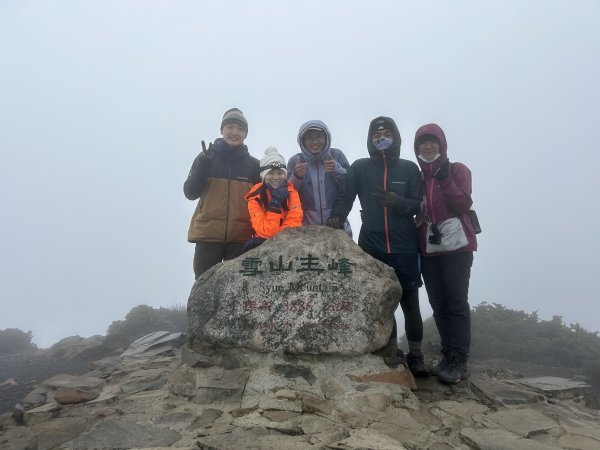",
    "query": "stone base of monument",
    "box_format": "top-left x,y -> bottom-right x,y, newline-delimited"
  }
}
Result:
172,343 -> 417,446
6,332 -> 600,450
178,344 -> 416,405
188,226 -> 402,356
